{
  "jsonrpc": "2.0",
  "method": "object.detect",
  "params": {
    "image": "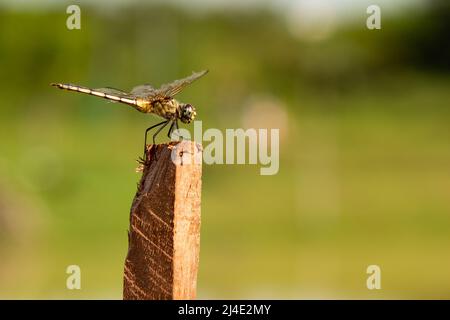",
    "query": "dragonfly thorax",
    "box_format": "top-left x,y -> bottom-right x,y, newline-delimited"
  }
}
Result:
149,98 -> 179,119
